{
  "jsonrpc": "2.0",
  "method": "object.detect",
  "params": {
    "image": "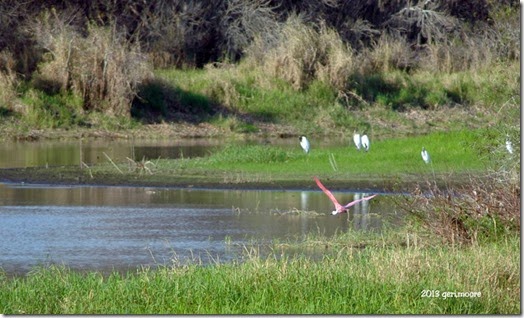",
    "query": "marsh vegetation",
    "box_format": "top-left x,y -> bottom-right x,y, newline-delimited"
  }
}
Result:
0,0 -> 520,314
